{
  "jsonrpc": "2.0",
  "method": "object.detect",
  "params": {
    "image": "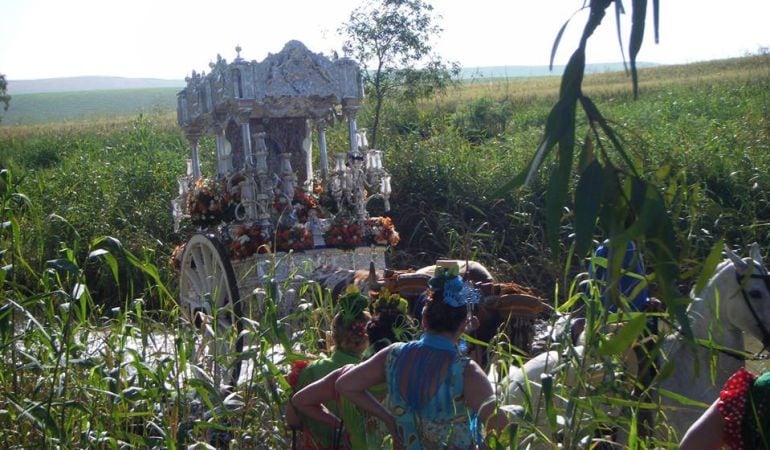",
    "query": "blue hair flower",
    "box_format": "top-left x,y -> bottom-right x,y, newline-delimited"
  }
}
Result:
439,275 -> 481,308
